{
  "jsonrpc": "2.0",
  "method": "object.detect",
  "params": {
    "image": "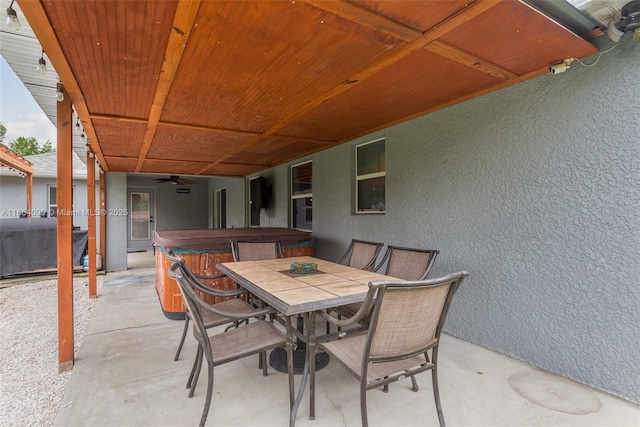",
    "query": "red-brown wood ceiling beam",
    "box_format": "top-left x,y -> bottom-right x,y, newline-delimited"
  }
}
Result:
1,143 -> 35,216
197,0 -> 502,175
134,0 -> 201,172
0,144 -> 35,174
